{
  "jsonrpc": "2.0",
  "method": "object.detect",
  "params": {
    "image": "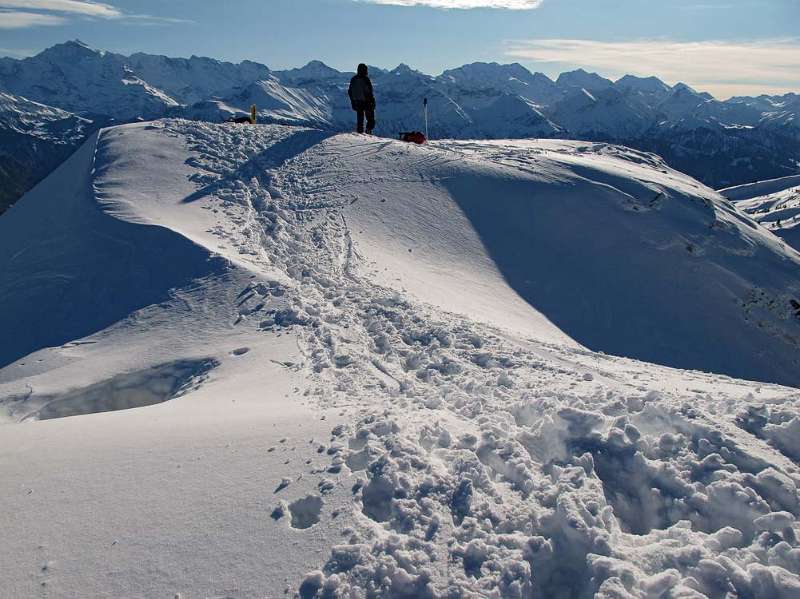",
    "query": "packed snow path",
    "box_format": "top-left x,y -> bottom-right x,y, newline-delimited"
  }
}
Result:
1,120 -> 800,598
